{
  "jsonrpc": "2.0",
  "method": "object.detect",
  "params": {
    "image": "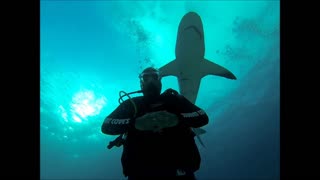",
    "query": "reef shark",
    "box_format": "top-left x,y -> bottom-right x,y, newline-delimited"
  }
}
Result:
159,12 -> 237,147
